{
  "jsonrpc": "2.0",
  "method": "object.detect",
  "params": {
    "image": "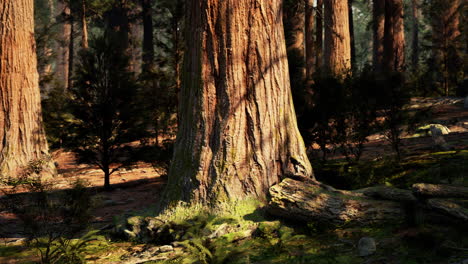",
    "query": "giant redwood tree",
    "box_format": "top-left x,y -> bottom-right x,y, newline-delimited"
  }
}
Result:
0,0 -> 55,178
161,0 -> 313,206
383,0 -> 405,72
324,0 -> 351,76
